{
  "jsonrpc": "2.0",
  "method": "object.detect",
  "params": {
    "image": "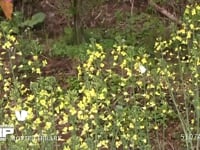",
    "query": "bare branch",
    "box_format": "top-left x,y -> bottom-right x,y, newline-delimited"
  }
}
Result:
148,0 -> 182,25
